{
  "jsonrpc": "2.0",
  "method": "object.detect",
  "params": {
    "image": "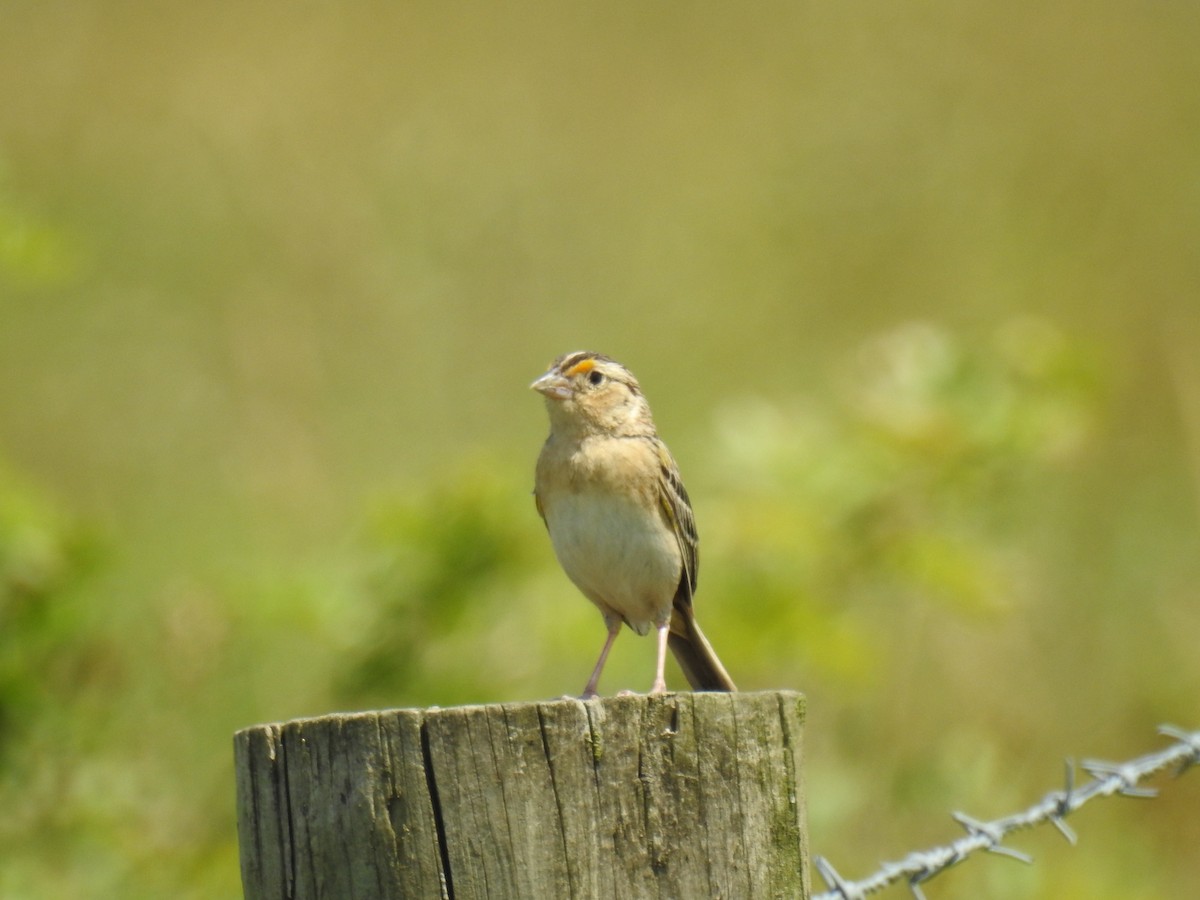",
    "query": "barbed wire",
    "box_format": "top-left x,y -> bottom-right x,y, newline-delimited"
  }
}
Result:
812,724 -> 1200,900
